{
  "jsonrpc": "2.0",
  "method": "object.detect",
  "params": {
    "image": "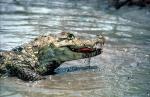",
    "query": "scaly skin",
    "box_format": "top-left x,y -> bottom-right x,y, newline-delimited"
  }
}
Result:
0,32 -> 105,81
